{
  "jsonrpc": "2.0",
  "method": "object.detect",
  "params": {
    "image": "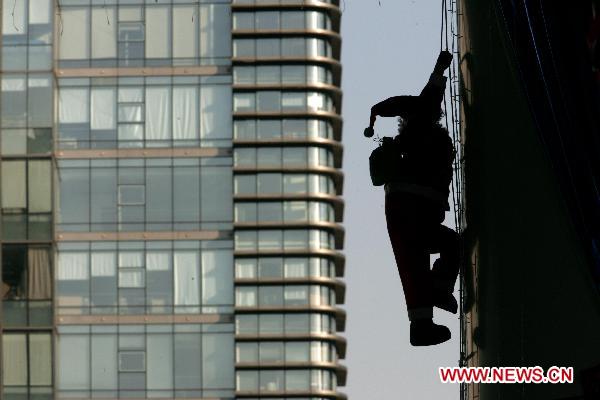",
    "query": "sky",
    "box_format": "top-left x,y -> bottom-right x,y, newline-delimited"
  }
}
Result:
340,1 -> 461,398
